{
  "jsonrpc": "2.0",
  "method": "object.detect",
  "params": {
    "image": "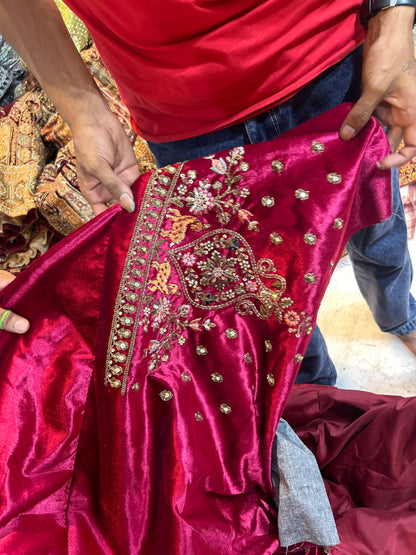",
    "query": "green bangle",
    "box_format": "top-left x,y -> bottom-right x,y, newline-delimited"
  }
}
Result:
0,309 -> 11,330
